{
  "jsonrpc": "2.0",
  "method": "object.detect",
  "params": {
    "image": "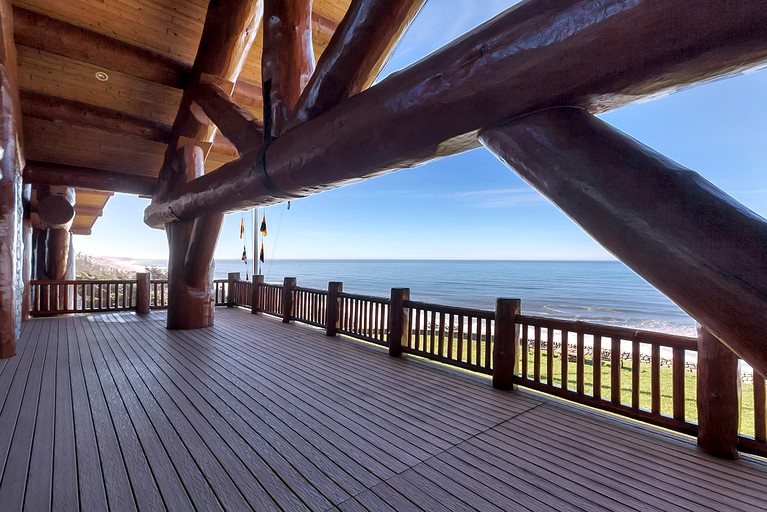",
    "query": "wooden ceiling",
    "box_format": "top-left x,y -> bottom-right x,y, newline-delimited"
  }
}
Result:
14,0 -> 350,235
